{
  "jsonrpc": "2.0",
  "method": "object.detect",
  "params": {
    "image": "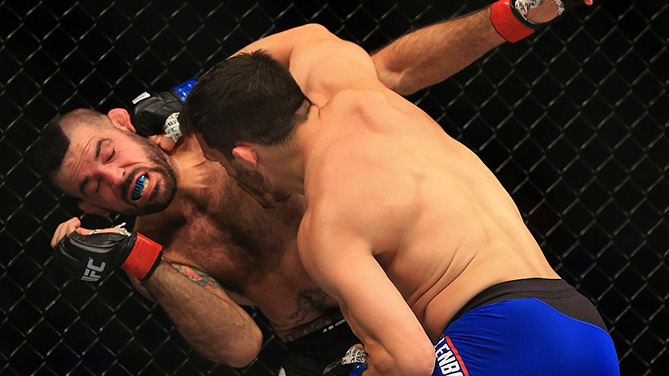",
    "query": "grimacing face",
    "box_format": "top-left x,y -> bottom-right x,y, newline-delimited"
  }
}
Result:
53,123 -> 177,216
194,133 -> 291,209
